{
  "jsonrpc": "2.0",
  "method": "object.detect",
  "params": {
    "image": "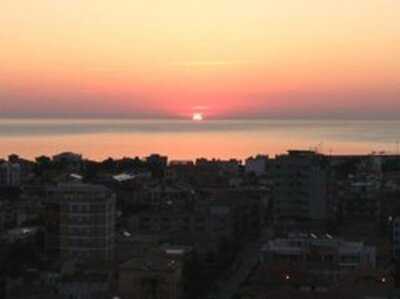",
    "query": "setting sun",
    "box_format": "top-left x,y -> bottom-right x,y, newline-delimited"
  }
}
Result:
192,113 -> 204,121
